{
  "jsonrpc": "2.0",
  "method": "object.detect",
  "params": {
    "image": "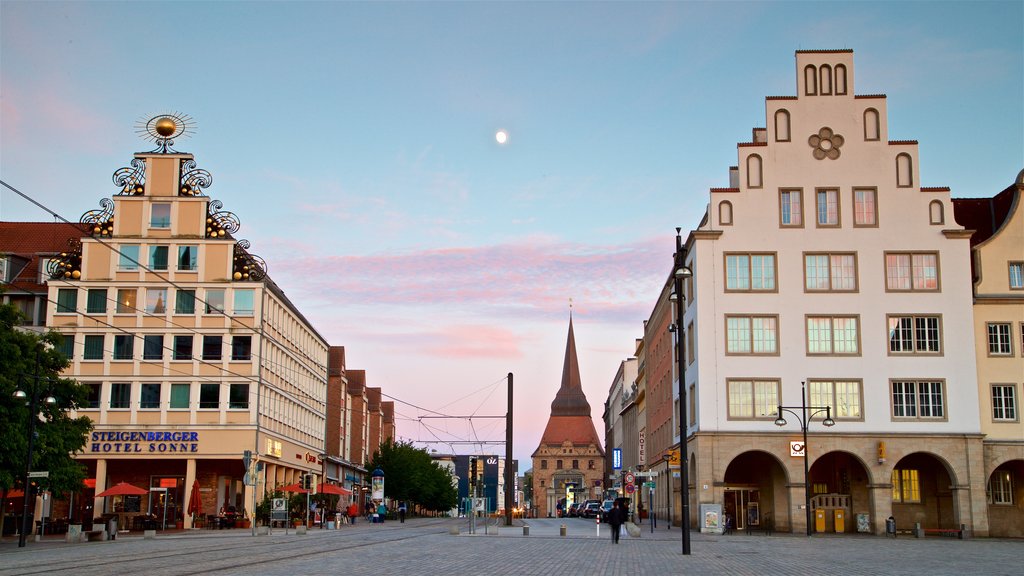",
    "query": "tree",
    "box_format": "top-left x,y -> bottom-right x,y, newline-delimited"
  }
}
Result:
0,300 -> 93,531
367,439 -> 457,513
